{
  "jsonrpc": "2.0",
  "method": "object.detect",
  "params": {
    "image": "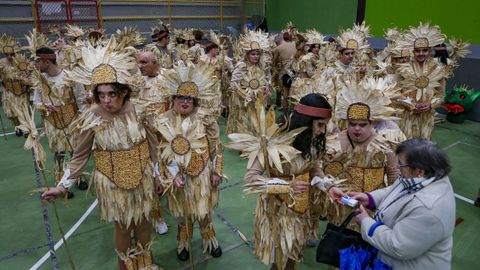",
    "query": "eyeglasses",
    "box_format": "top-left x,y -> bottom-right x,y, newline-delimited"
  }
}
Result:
175,95 -> 194,102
